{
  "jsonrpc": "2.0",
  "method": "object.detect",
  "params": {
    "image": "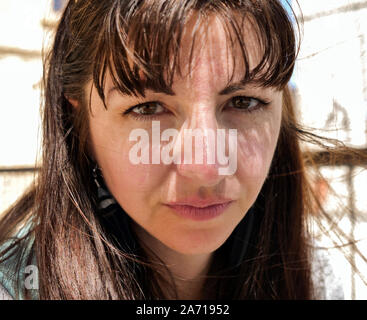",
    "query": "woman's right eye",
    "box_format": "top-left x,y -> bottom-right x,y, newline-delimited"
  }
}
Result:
132,102 -> 165,115
123,101 -> 168,121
